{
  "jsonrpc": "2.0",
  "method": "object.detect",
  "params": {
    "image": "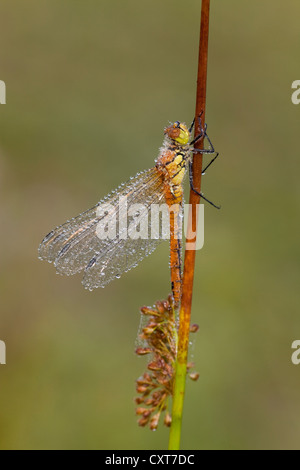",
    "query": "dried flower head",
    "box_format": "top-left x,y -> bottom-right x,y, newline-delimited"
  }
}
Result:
190,323 -> 199,333
189,372 -> 200,381
135,295 -> 176,430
